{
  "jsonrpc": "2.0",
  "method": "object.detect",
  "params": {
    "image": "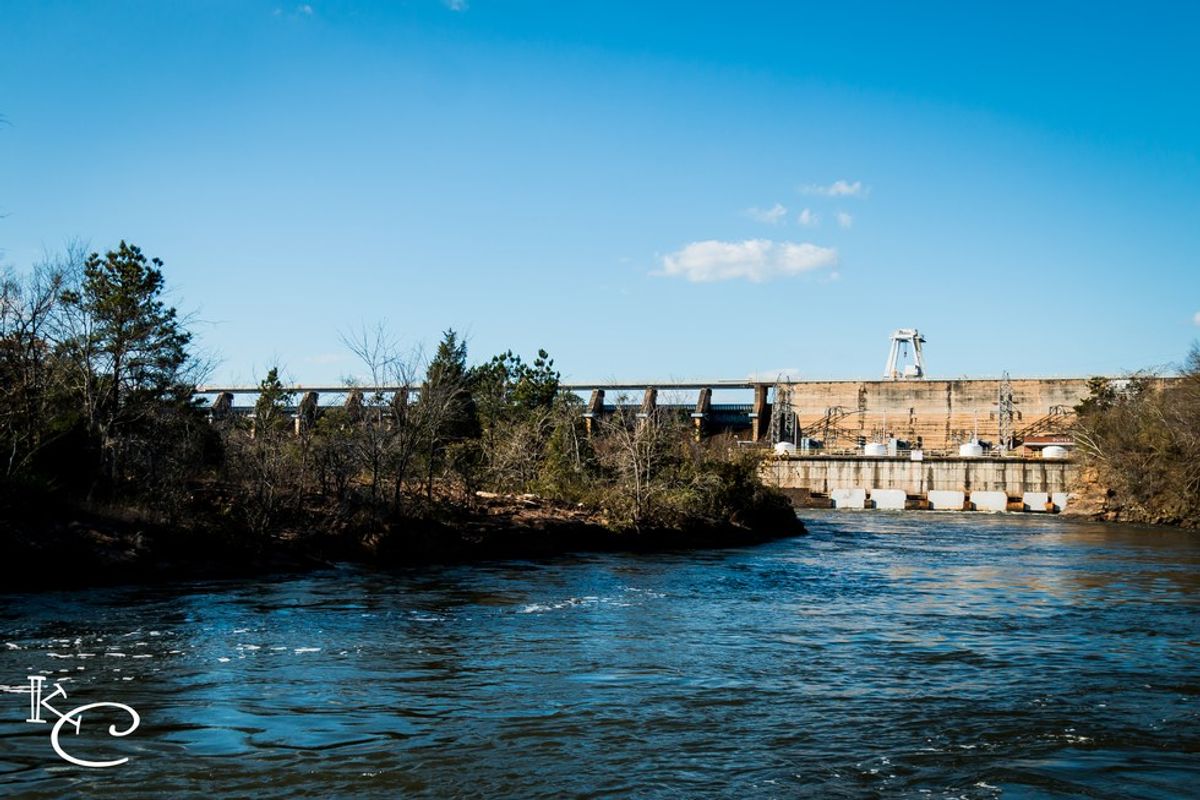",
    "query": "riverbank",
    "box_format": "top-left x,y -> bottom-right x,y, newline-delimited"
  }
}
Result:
0,490 -> 806,591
